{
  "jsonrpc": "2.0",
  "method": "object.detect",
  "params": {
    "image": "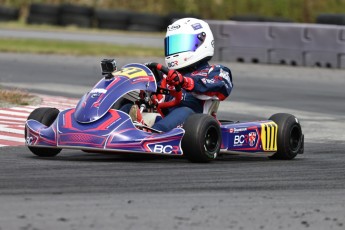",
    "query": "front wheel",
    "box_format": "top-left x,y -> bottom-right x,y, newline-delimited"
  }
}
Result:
182,114 -> 221,163
25,107 -> 61,157
269,113 -> 304,160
